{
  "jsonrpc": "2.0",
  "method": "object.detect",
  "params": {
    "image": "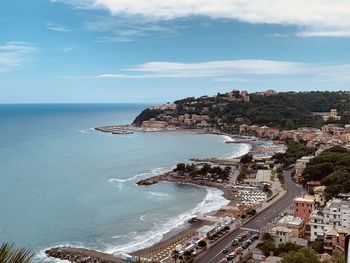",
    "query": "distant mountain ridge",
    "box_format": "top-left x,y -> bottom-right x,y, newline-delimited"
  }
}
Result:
132,90 -> 350,130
